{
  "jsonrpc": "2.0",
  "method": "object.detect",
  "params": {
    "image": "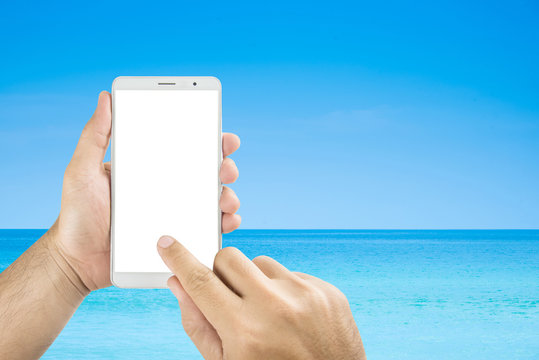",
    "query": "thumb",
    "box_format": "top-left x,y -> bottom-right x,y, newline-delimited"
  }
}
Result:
168,276 -> 223,360
71,91 -> 112,166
